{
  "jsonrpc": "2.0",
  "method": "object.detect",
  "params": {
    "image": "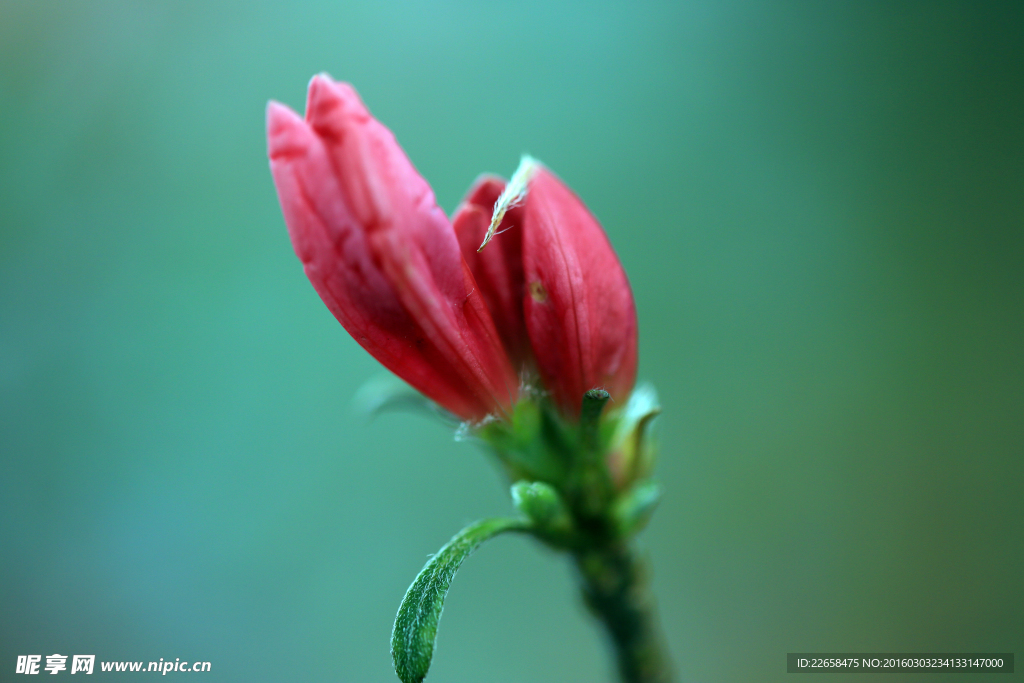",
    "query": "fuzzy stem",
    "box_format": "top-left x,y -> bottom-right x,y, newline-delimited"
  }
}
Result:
573,542 -> 673,683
